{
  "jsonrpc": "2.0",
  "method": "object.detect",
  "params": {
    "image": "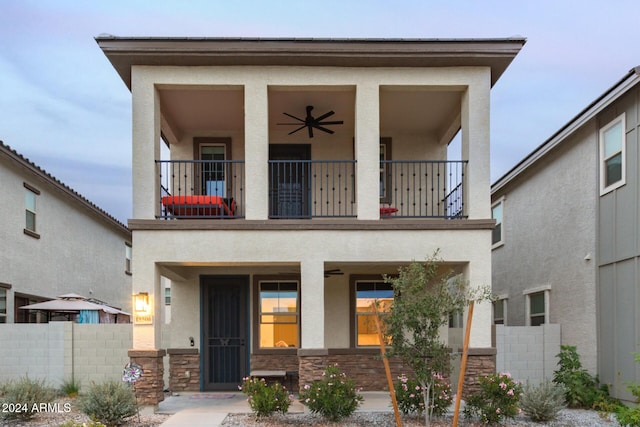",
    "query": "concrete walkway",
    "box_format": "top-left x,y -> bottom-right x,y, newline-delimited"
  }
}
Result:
157,391 -> 394,426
